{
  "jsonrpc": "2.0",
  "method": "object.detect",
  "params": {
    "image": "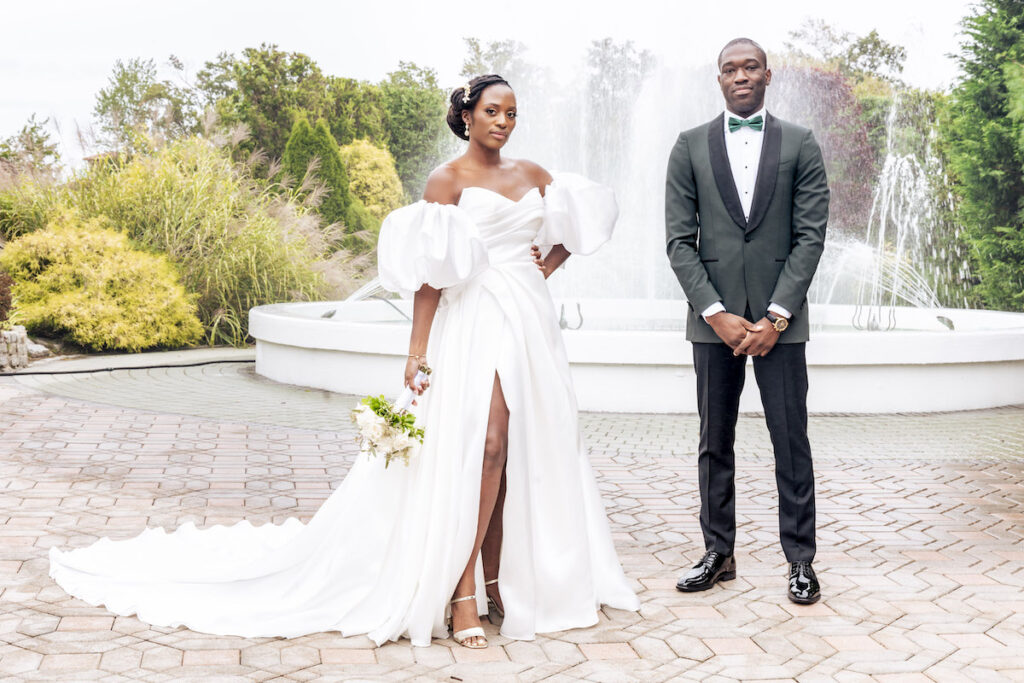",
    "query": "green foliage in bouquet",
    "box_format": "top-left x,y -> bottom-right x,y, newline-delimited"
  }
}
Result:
0,211 -> 204,351
362,395 -> 424,438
